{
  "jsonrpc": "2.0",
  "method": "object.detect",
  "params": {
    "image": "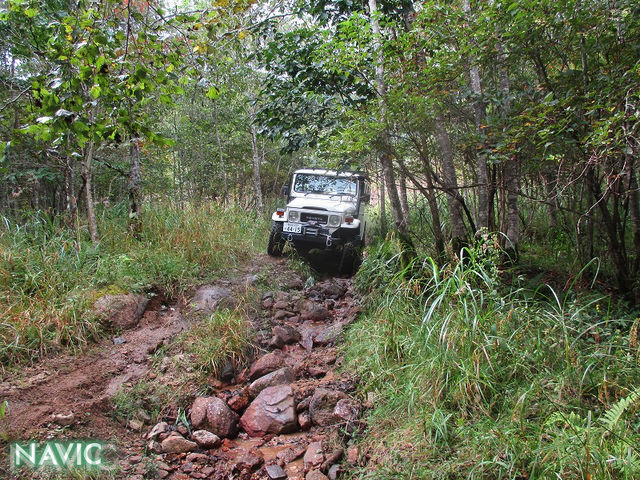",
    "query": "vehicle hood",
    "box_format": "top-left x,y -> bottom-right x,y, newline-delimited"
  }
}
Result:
287,195 -> 357,214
